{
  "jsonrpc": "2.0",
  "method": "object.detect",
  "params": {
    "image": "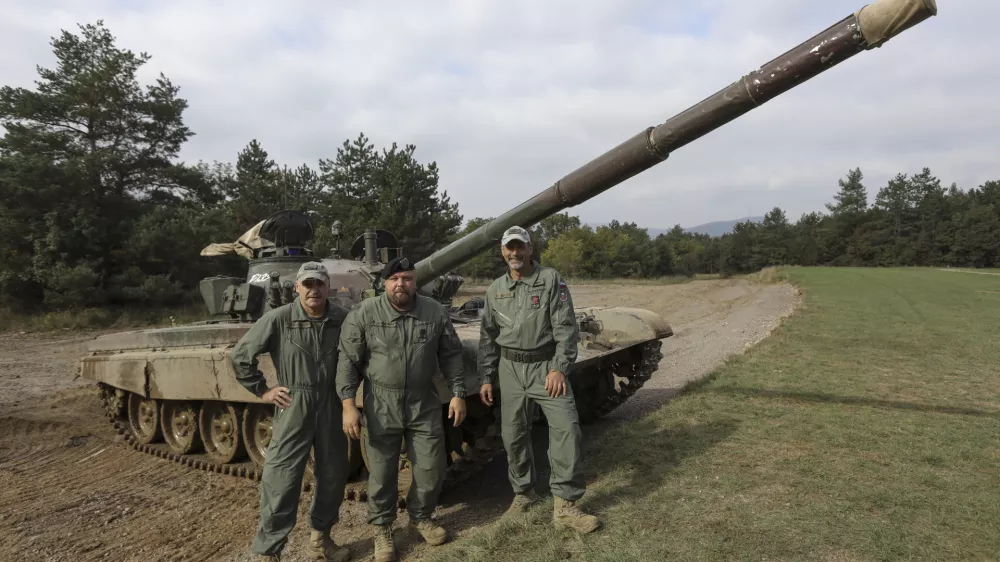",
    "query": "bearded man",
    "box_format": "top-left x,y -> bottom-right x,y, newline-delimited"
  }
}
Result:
336,256 -> 467,562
